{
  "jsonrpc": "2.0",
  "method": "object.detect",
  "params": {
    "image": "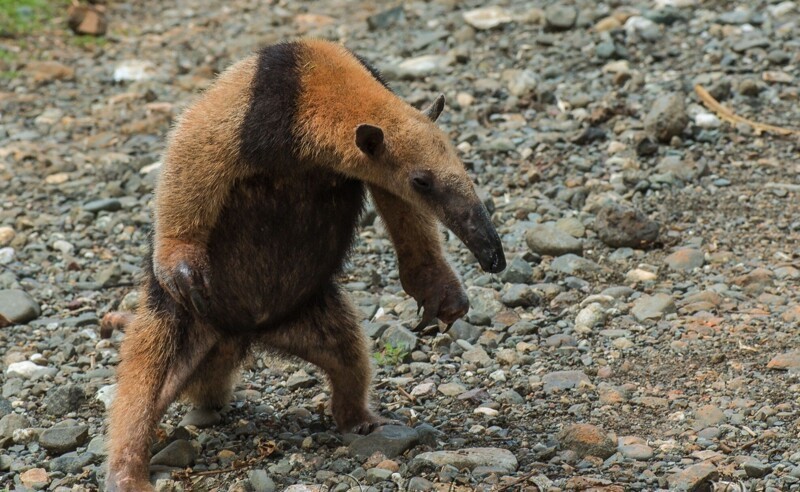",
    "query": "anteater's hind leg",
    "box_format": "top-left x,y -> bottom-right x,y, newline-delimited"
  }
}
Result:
181,337 -> 249,410
260,285 -> 389,433
107,309 -> 218,492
